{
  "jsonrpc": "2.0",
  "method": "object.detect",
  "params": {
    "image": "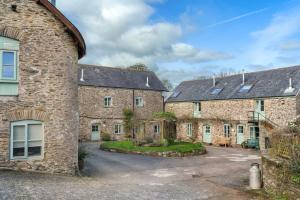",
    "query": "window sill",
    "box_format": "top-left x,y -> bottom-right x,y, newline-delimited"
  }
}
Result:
10,156 -> 44,161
